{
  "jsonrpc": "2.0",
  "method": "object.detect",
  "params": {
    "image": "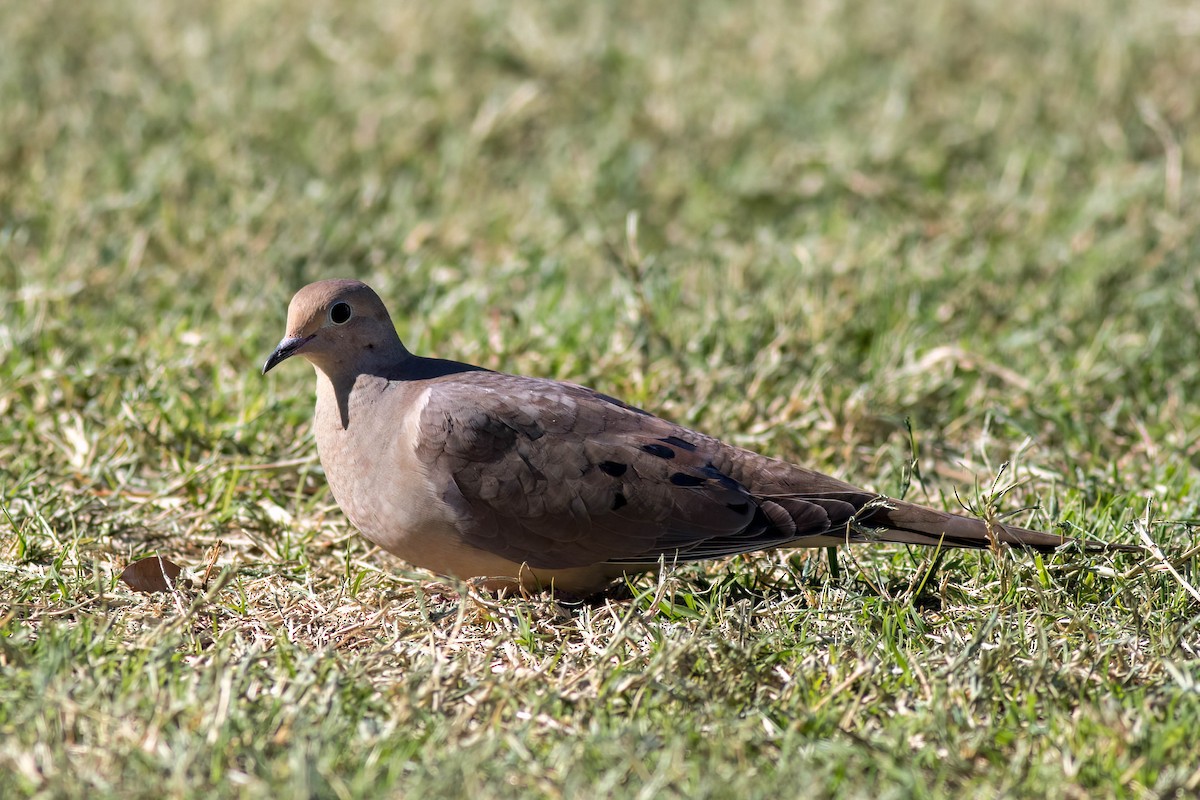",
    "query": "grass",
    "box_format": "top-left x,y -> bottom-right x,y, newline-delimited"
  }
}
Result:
2,0 -> 1199,796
